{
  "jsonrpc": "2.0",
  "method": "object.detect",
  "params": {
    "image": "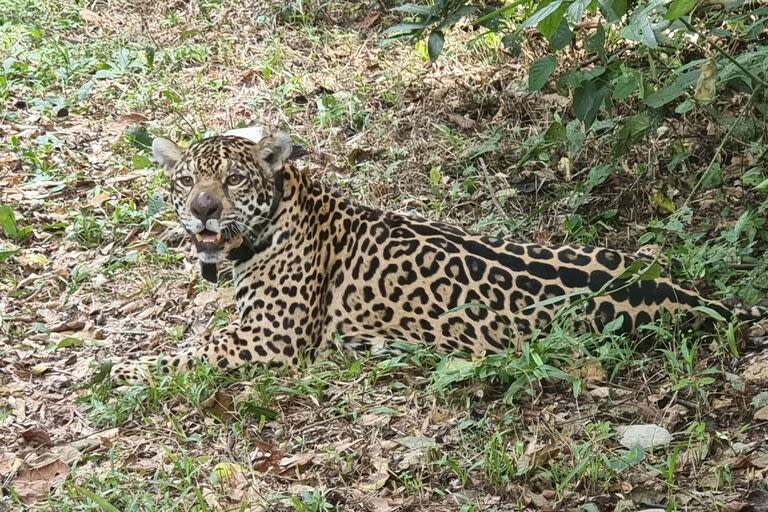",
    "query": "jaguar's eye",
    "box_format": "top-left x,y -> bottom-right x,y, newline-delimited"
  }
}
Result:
226,174 -> 245,186
178,175 -> 194,187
